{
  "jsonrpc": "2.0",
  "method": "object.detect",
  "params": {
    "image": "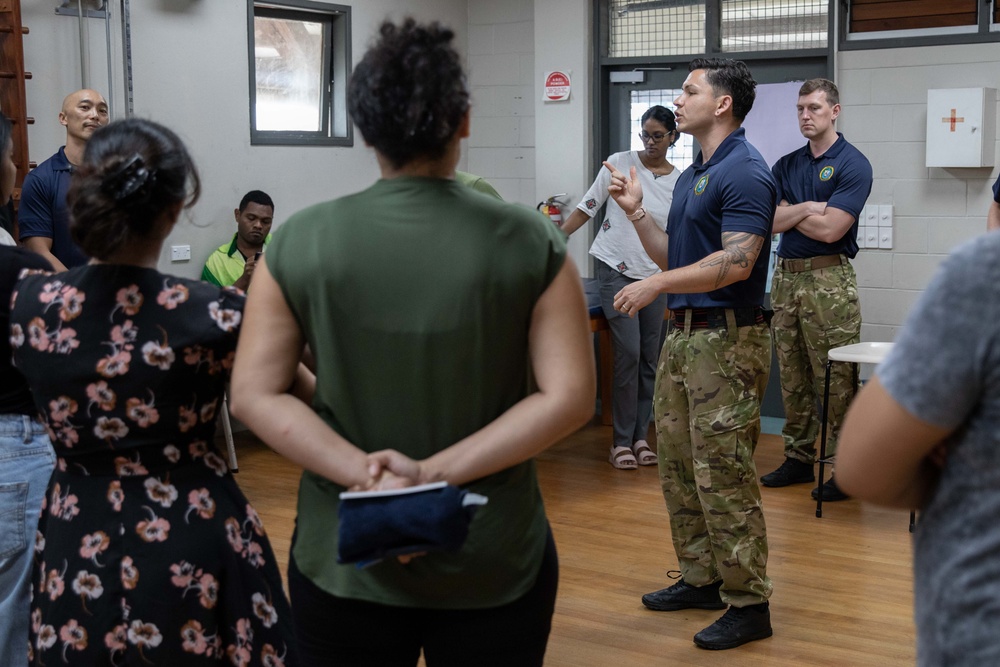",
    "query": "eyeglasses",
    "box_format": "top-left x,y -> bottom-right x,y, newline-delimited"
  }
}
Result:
638,131 -> 670,144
